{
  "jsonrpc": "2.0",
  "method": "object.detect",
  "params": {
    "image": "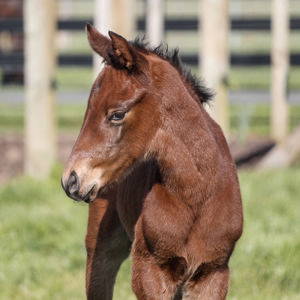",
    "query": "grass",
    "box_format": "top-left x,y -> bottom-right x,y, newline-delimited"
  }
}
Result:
0,103 -> 86,133
55,67 -> 93,90
55,66 -> 300,91
2,64 -> 300,91
228,169 -> 300,300
0,166 -> 300,299
1,102 -> 300,137
0,166 -> 87,300
229,66 -> 300,91
230,103 -> 300,137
